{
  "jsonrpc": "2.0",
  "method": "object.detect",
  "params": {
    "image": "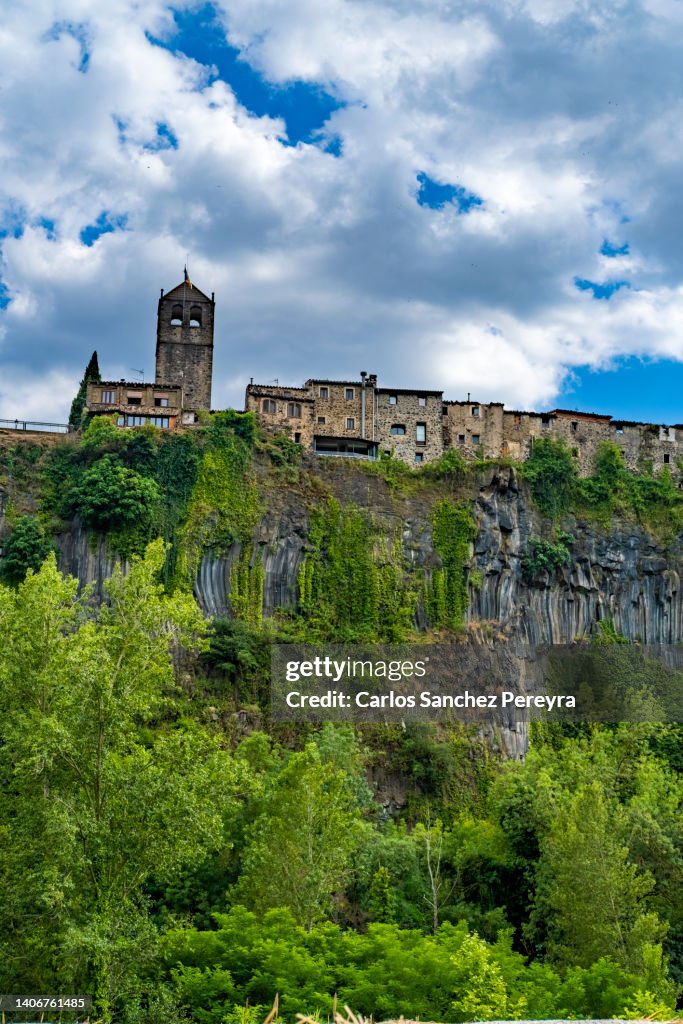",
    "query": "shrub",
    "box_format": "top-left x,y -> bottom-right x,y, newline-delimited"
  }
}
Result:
0,516 -> 55,585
